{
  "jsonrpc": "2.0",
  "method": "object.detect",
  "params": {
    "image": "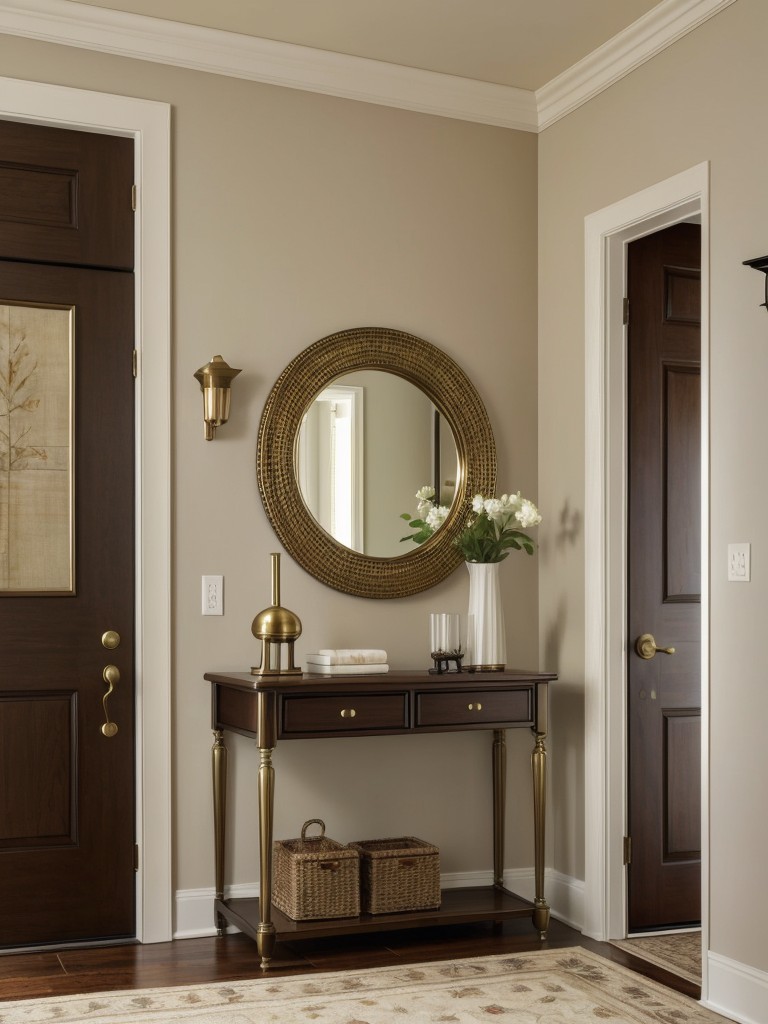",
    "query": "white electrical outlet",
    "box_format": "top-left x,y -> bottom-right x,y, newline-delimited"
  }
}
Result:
727,543 -> 750,582
202,574 -> 224,614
